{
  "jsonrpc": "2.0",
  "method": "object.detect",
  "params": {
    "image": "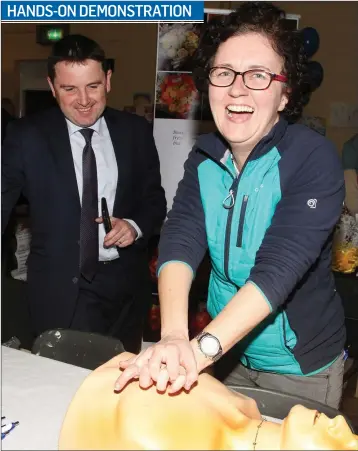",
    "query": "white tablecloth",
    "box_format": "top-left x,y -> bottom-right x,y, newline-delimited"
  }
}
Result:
1,347 -> 90,450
